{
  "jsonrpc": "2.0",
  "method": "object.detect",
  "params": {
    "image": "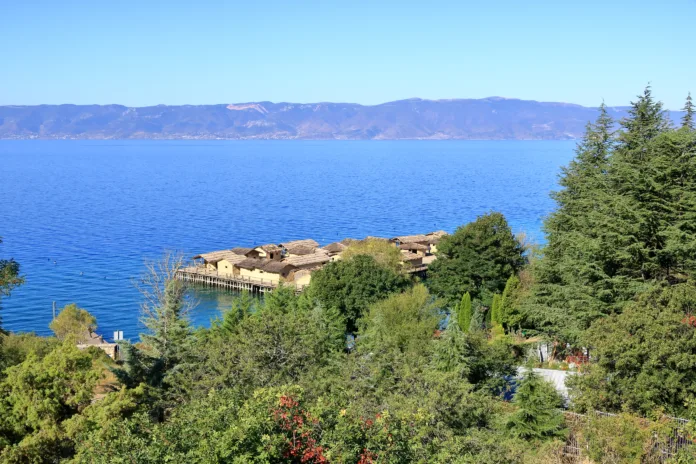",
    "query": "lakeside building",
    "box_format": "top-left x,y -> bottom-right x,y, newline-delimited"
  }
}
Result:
76,332 -> 119,359
178,231 -> 447,293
